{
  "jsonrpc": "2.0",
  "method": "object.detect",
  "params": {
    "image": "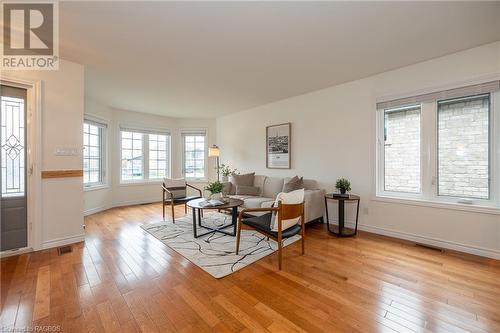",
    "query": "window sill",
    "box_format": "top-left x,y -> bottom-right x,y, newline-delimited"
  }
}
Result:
119,179 -> 163,187
372,195 -> 500,215
185,179 -> 208,183
84,184 -> 109,192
